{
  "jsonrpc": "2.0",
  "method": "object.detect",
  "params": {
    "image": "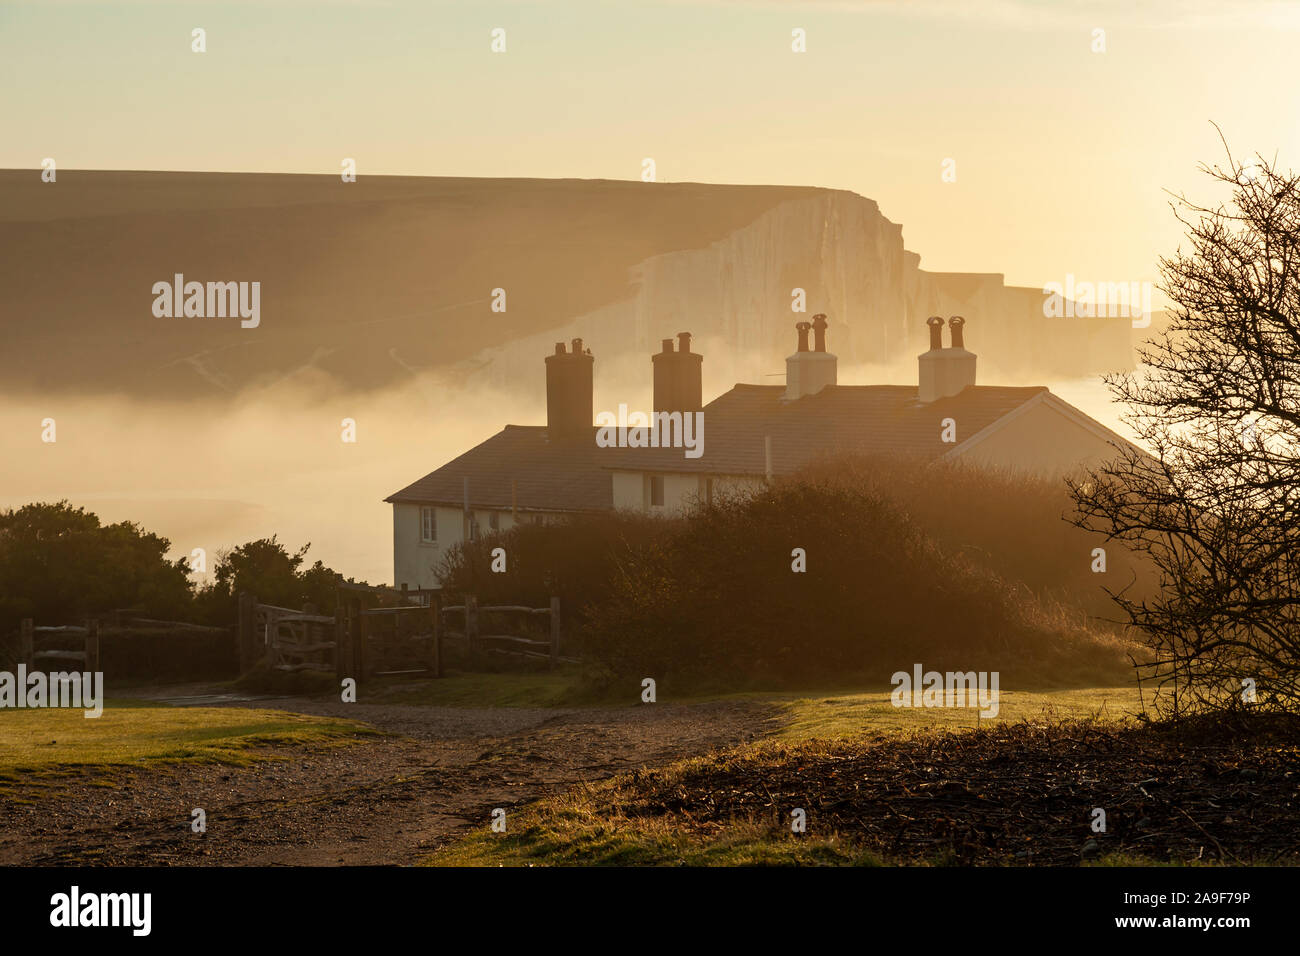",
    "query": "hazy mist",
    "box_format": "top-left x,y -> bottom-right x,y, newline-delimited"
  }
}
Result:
0,338 -> 1128,586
